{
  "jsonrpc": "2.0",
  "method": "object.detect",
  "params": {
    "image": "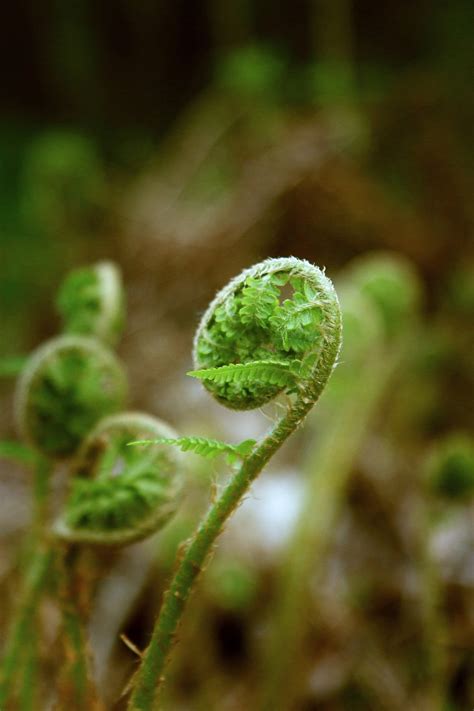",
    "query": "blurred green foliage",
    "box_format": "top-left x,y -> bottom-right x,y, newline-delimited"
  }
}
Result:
427,433 -> 474,500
